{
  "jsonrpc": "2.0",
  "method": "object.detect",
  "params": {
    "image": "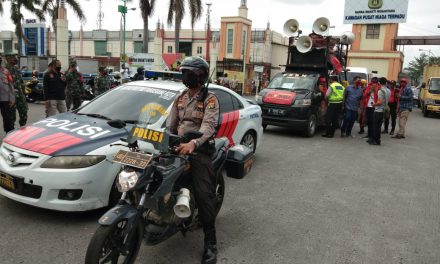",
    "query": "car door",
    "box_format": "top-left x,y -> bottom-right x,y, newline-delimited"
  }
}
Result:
210,89 -> 242,145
